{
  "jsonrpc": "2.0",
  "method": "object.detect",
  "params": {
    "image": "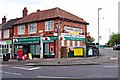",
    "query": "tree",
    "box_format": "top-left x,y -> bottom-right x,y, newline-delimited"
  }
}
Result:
109,33 -> 120,46
87,37 -> 95,43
